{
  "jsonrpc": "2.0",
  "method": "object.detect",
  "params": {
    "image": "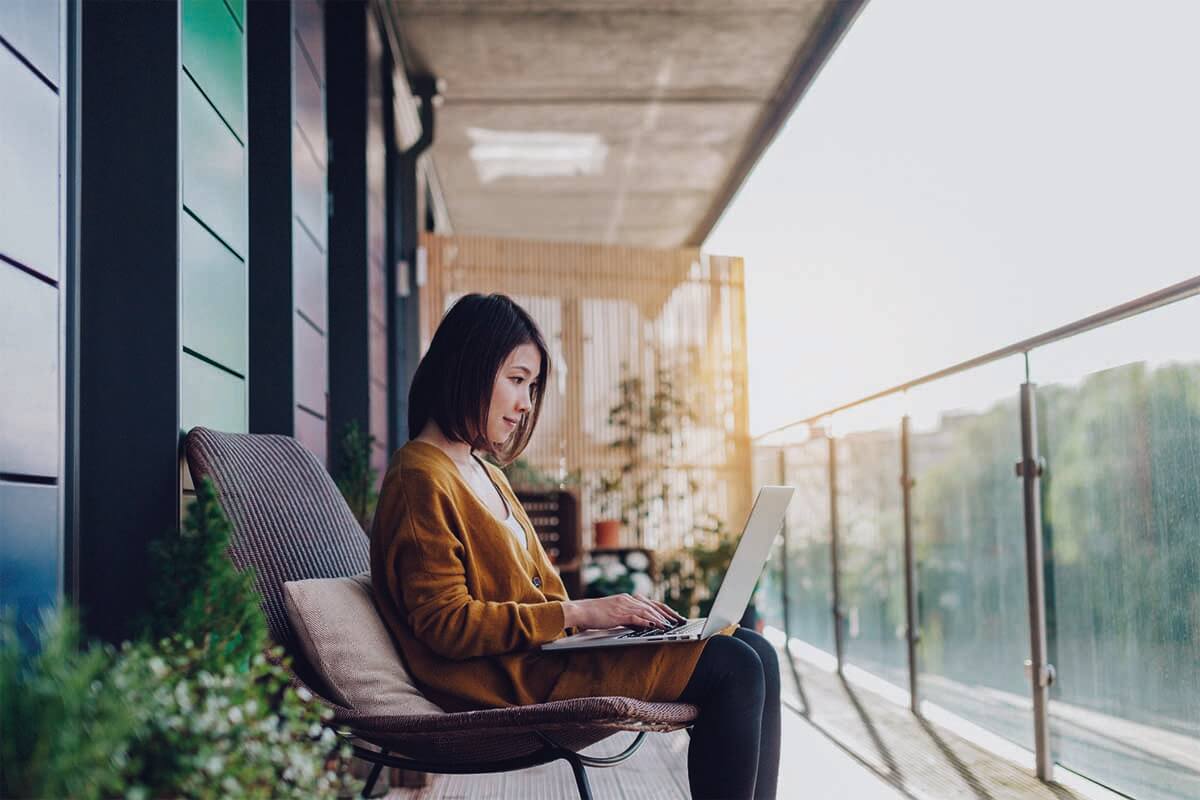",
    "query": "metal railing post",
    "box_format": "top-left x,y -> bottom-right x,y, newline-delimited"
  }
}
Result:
901,415 -> 919,712
1018,382 -> 1055,780
778,447 -> 791,643
828,432 -> 845,673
